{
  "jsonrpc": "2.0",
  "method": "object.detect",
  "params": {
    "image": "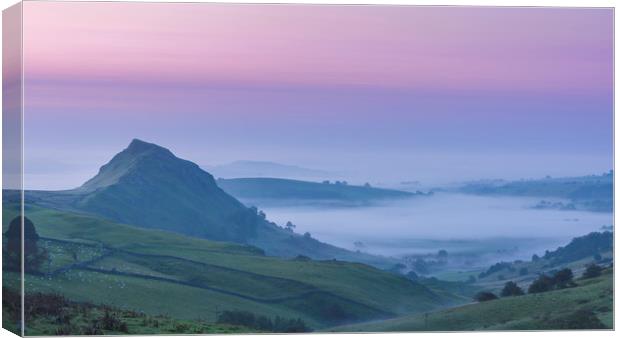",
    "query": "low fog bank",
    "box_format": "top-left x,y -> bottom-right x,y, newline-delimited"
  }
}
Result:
259,192 -> 612,262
